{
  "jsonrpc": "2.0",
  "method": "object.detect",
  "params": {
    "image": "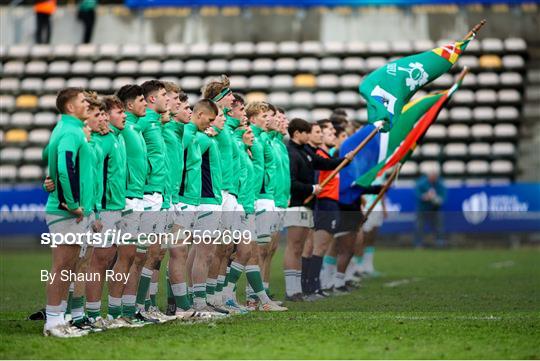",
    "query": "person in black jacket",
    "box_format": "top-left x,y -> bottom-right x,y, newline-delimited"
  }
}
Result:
282,118 -> 352,301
